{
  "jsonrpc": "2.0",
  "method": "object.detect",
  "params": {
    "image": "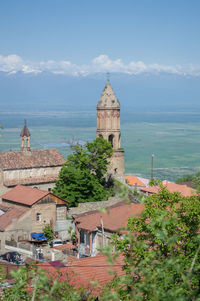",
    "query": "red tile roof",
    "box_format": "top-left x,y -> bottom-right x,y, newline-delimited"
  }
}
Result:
0,206 -> 29,231
140,181 -> 197,197
39,254 -> 125,295
0,149 -> 65,170
126,176 -> 146,187
53,243 -> 76,251
1,185 -> 50,206
75,201 -> 145,233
